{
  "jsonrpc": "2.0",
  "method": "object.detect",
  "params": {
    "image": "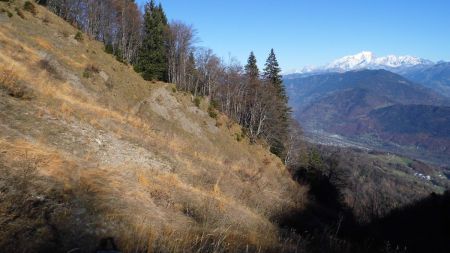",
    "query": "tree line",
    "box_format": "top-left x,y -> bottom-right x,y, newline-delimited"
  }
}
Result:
38,0 -> 295,160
